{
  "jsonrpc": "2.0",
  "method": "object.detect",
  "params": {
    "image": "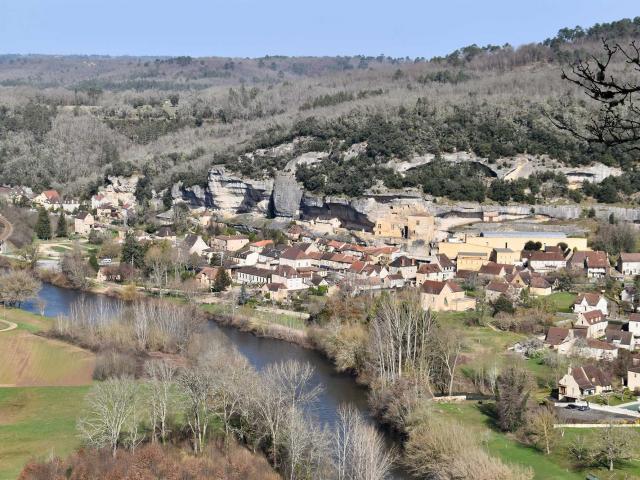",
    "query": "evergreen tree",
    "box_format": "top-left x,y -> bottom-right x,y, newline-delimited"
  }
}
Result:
213,267 -> 232,292
121,231 -> 144,268
56,209 -> 68,238
89,252 -> 99,271
238,283 -> 249,305
35,207 -> 51,240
